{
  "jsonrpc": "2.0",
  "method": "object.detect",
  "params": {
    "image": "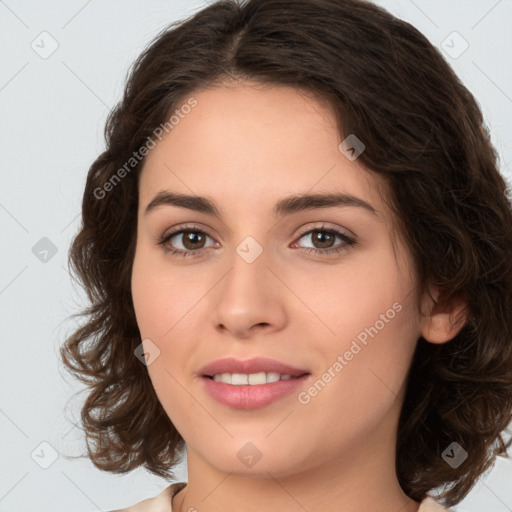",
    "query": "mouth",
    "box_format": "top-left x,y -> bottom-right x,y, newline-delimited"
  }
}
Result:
200,372 -> 311,409
198,357 -> 312,409
203,371 -> 309,385
199,356 -> 310,380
